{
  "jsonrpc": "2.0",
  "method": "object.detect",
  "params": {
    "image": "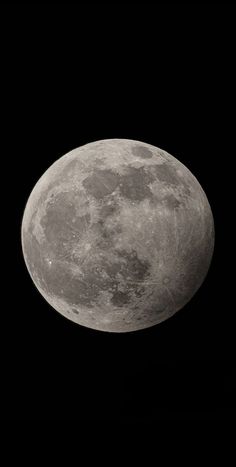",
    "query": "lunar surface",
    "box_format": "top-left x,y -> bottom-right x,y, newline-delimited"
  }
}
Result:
21,139 -> 214,332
